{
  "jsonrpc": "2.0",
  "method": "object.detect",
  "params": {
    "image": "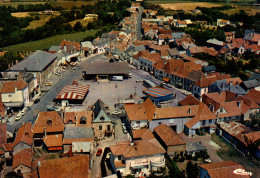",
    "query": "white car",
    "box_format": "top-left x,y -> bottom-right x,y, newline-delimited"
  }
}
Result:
136,79 -> 143,83
112,110 -> 121,115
